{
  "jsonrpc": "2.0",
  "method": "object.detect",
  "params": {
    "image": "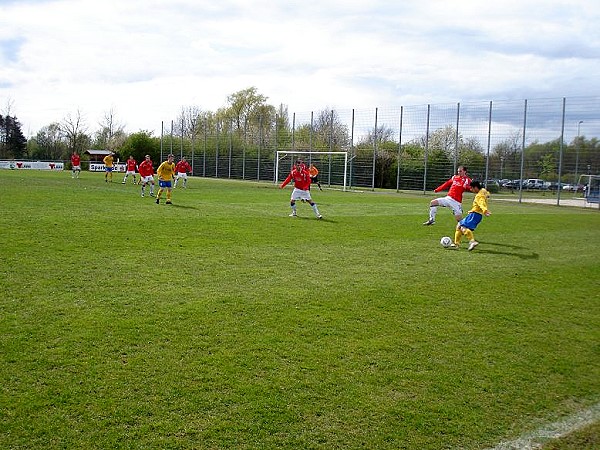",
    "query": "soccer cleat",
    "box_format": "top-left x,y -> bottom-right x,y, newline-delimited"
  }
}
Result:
156,198 -> 160,204
449,243 -> 459,249
317,214 -> 322,219
141,193 -> 144,197
150,192 -> 155,197
289,212 -> 297,217
422,219 -> 435,226
166,200 -> 172,205
122,181 -> 126,184
467,240 -> 479,251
